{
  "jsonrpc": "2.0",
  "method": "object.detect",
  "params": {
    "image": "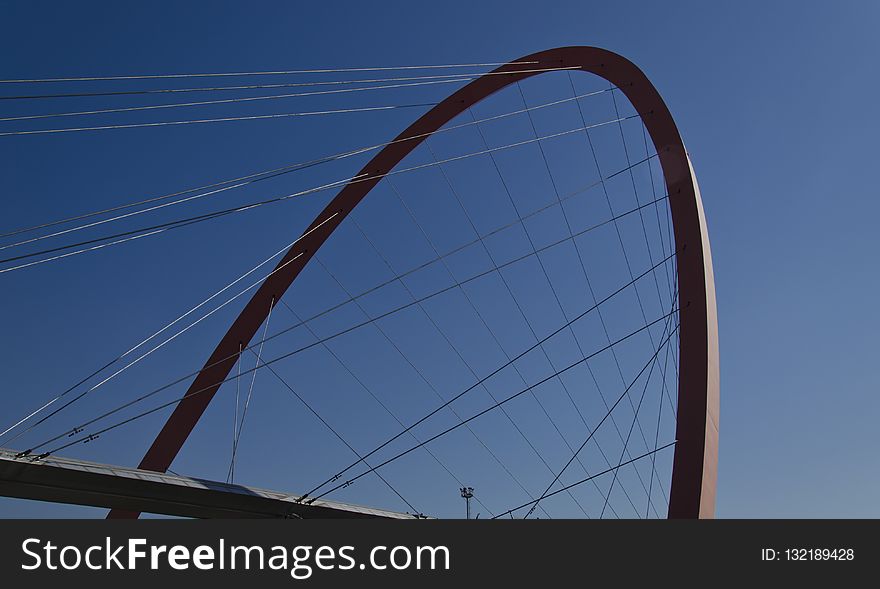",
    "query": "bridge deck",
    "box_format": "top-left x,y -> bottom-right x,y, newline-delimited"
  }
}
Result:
0,448 -> 422,519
